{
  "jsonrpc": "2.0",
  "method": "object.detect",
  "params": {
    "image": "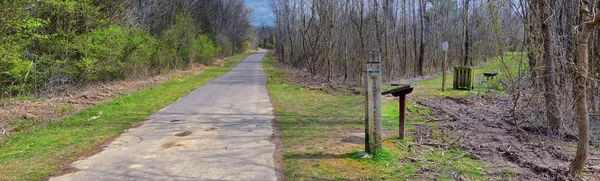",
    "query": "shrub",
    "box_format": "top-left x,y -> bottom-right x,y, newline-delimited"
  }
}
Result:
190,34 -> 219,65
73,25 -> 158,82
0,44 -> 33,96
159,13 -> 200,69
1,3 -> 222,98
159,13 -> 219,69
